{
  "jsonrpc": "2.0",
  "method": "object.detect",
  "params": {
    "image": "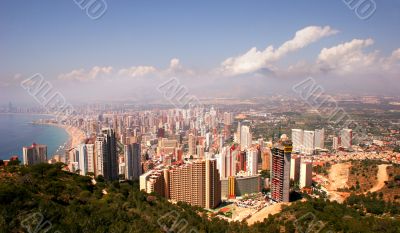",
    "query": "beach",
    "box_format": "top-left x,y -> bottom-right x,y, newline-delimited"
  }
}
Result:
60,124 -> 86,149
33,122 -> 86,150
